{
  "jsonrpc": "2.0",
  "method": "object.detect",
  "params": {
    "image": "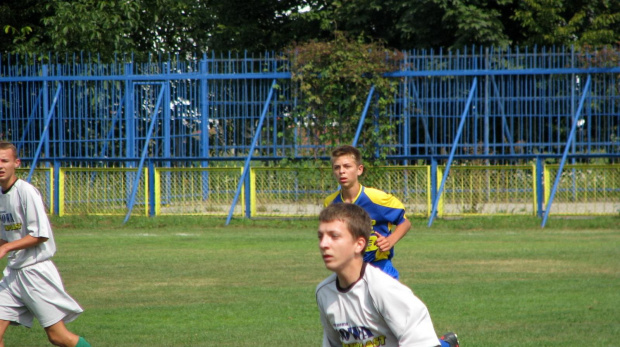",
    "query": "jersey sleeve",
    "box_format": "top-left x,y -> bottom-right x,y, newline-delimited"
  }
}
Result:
21,184 -> 52,239
369,269 -> 440,347
364,188 -> 408,226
